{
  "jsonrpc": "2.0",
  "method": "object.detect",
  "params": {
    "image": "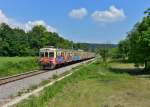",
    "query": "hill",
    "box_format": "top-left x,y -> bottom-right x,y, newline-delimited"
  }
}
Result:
74,43 -> 117,51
